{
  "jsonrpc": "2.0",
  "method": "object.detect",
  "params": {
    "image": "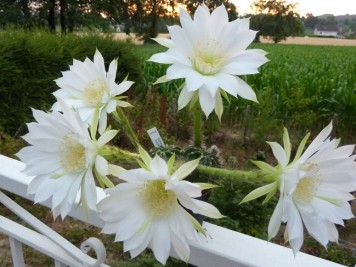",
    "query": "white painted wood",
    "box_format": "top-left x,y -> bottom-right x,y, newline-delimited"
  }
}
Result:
54,260 -> 67,267
1,215 -> 85,266
186,222 -> 346,267
0,190 -> 109,267
0,155 -> 347,267
8,237 -> 25,267
0,155 -> 106,228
